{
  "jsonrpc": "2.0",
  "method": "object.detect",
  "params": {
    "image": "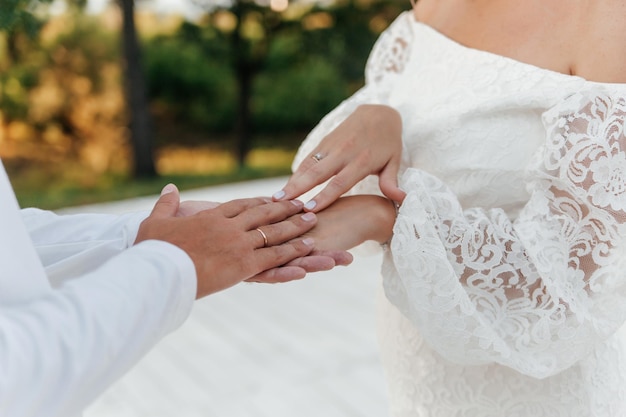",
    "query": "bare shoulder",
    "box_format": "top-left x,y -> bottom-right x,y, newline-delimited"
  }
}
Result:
574,0 -> 626,83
